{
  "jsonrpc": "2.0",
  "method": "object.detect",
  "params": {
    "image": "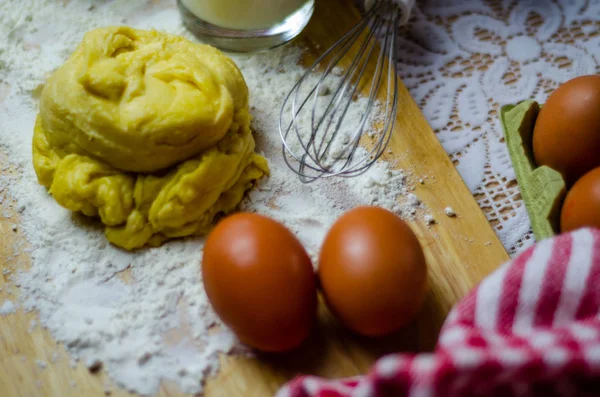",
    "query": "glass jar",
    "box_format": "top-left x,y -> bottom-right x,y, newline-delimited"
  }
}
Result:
178,0 -> 315,52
